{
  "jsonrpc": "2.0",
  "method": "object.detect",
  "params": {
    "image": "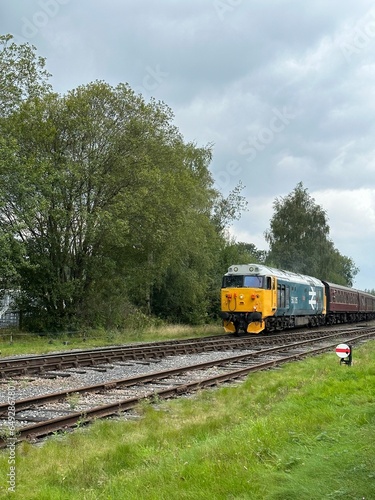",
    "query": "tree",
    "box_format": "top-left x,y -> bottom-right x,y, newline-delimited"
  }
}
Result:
211,181 -> 248,233
0,37 -> 249,330
0,34 -> 51,117
265,182 -> 330,274
1,83 -> 142,327
218,241 -> 266,272
0,79 -> 229,329
265,182 -> 358,285
150,211 -> 221,324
